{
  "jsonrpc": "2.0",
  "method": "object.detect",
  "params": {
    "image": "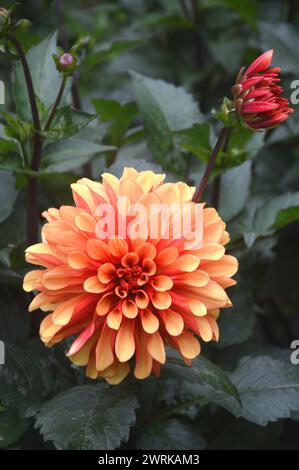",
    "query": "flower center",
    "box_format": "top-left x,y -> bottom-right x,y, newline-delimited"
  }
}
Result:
117,265 -> 143,290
